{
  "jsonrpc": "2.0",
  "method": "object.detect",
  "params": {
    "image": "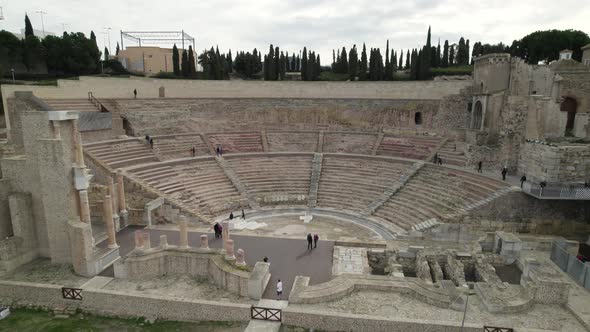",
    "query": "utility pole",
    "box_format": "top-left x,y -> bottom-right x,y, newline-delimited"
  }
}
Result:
36,10 -> 47,37
103,27 -> 112,53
